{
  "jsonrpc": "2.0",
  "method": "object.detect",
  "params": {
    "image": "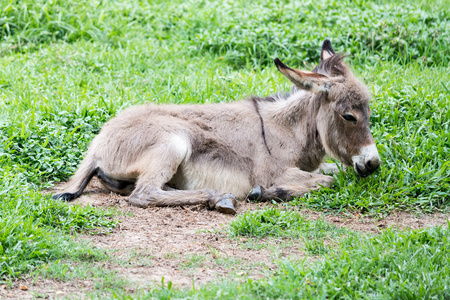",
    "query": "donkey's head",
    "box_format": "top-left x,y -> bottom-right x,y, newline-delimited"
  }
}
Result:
274,40 -> 380,177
